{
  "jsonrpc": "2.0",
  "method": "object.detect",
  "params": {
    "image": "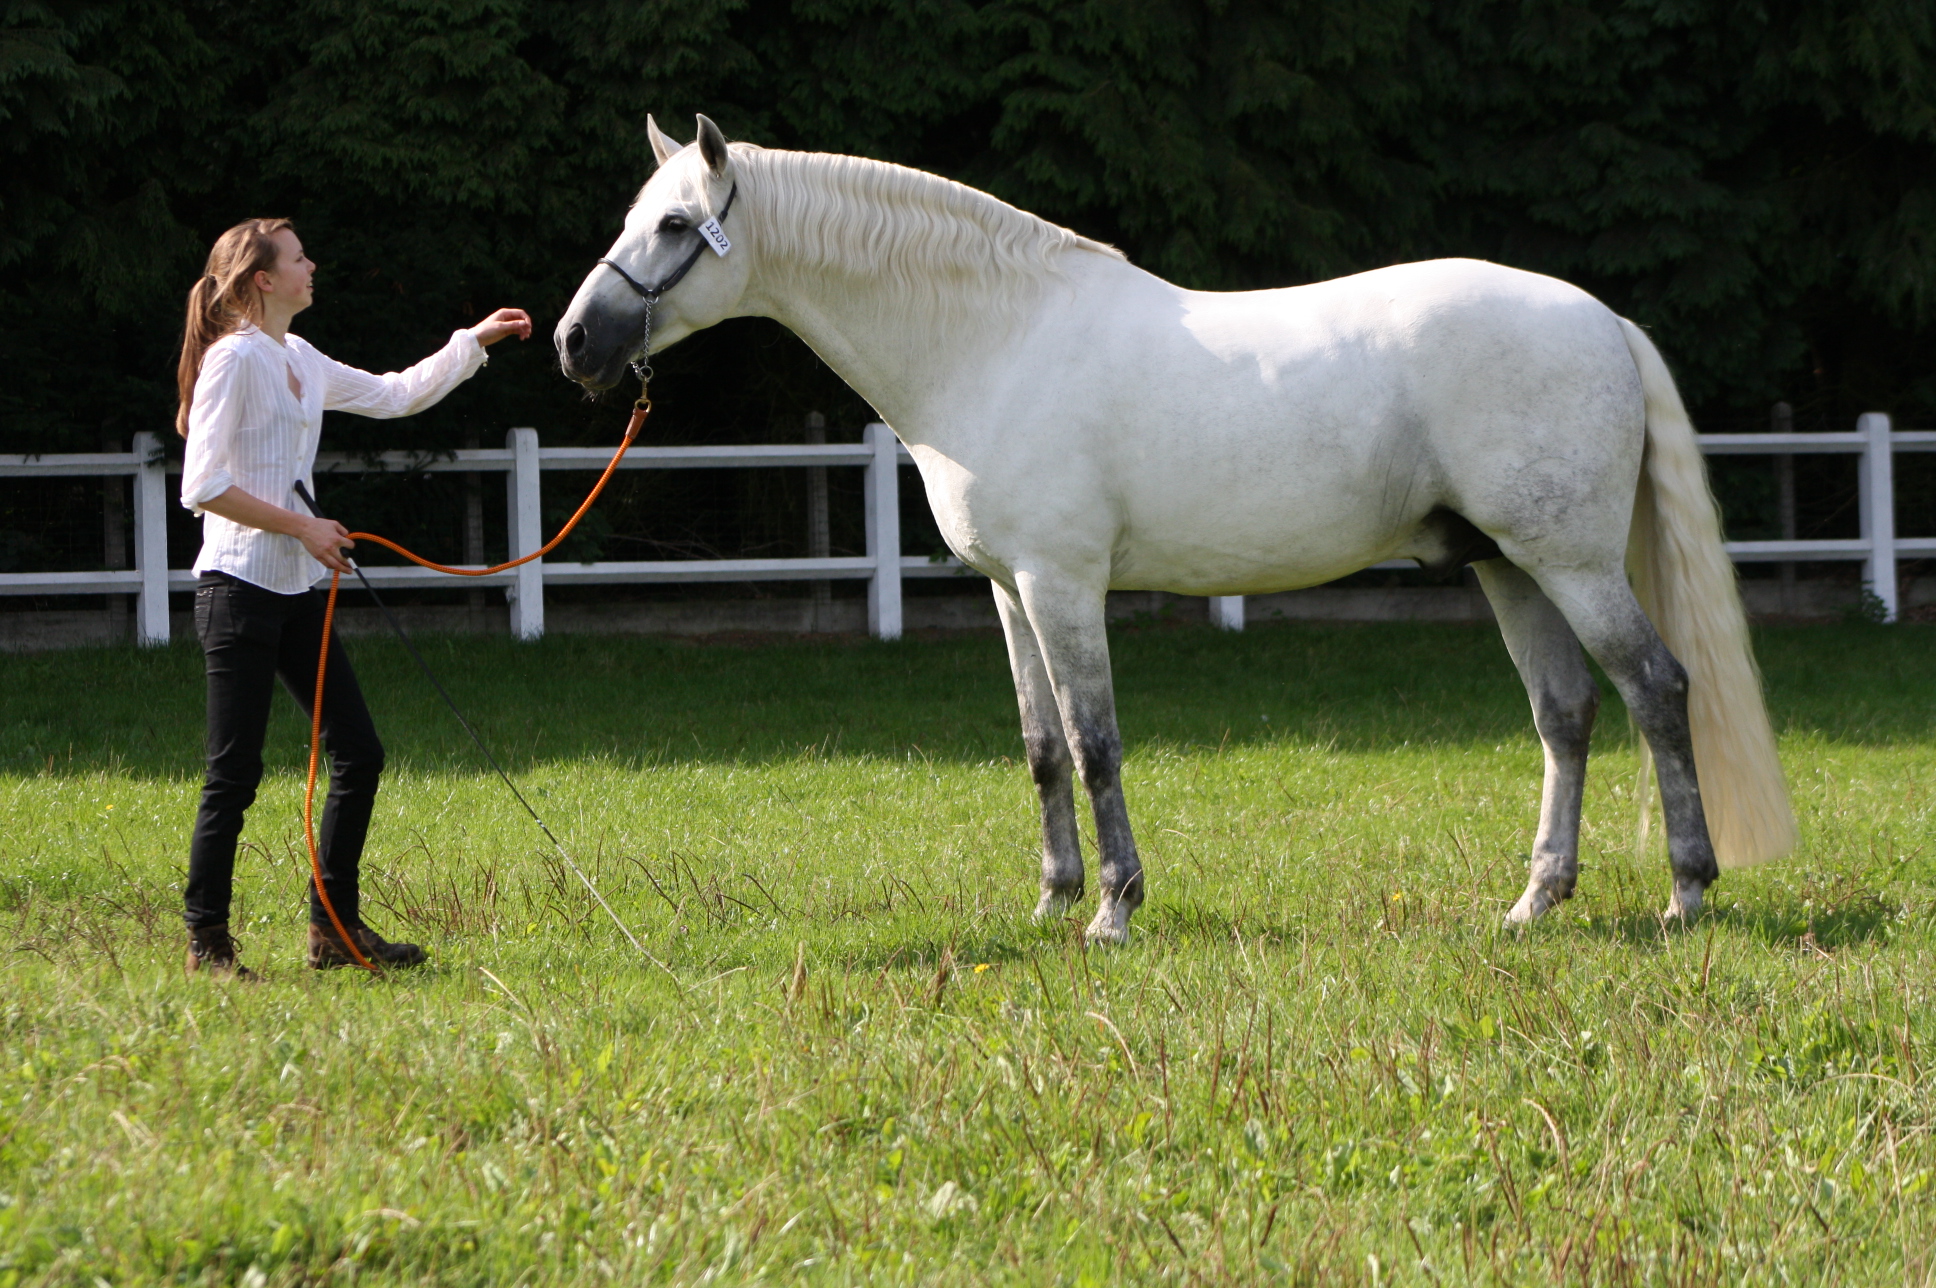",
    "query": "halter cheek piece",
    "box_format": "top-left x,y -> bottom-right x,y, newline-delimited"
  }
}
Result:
597,183 -> 738,381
